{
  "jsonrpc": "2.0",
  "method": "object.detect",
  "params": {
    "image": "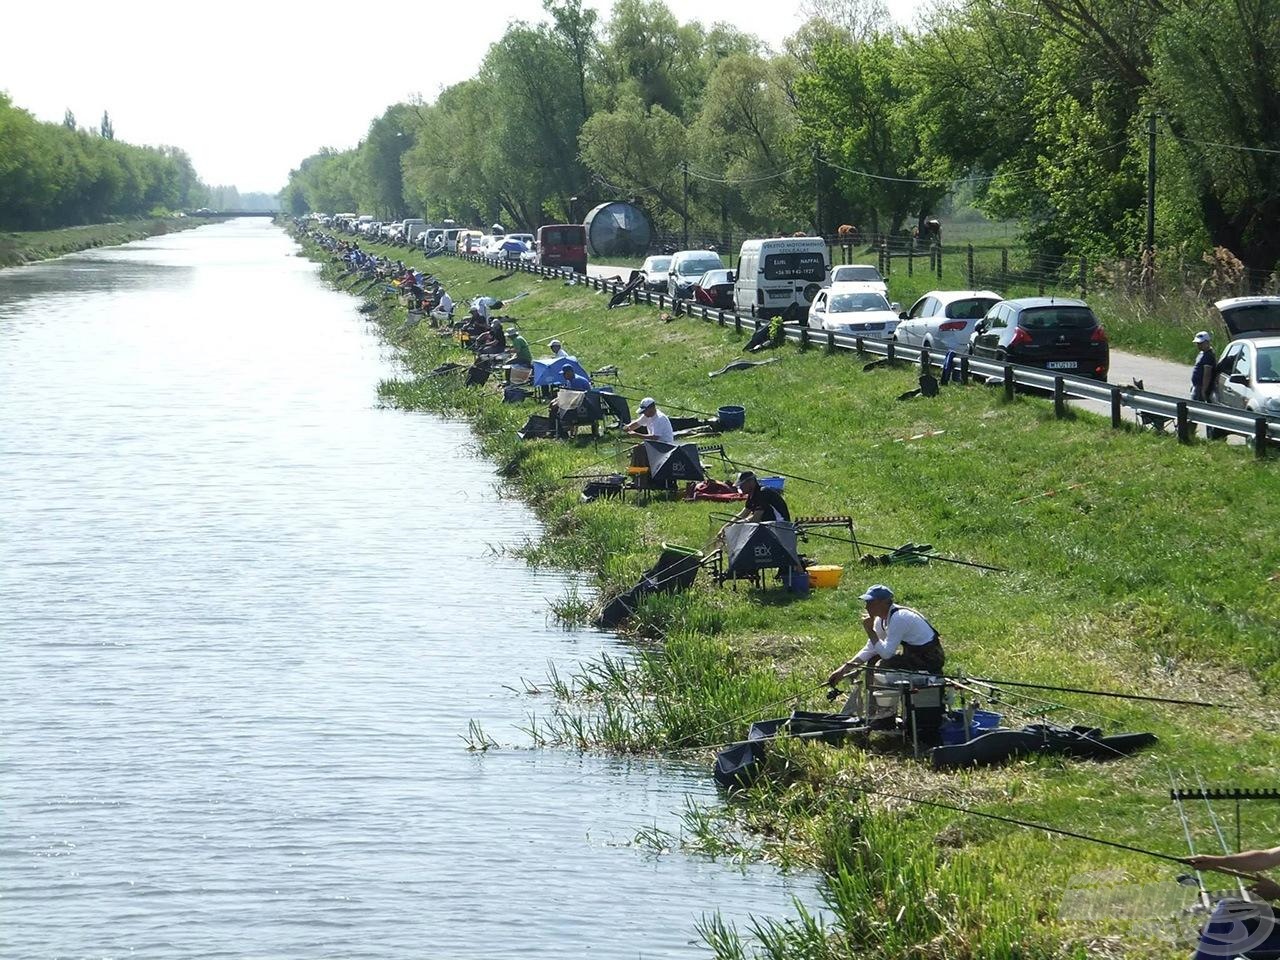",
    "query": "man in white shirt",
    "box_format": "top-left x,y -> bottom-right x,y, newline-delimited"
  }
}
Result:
548,339 -> 569,360
431,289 -> 455,326
827,584 -> 946,683
625,397 -> 674,444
